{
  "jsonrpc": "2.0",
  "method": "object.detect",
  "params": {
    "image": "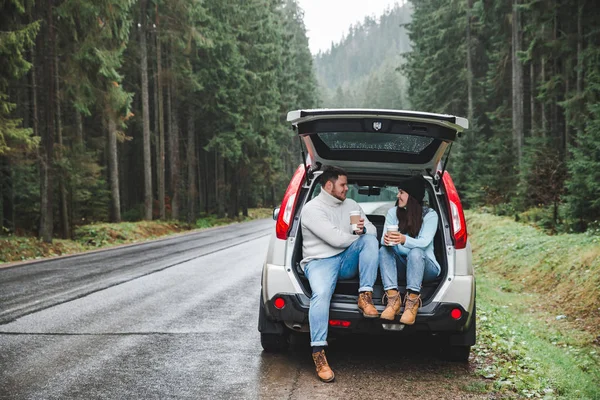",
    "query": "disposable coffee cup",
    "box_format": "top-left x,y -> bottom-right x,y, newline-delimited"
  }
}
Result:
386,225 -> 399,245
349,211 -> 361,231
